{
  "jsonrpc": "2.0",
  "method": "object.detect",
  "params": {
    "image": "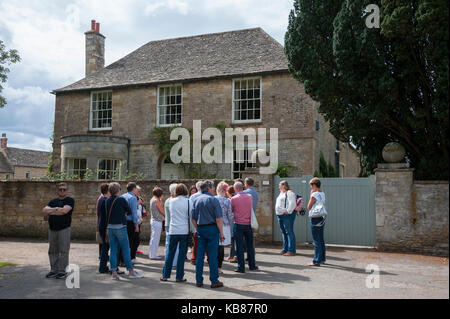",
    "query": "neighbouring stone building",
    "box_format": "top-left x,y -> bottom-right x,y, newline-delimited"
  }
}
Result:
51,20 -> 360,180
0,133 -> 49,180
